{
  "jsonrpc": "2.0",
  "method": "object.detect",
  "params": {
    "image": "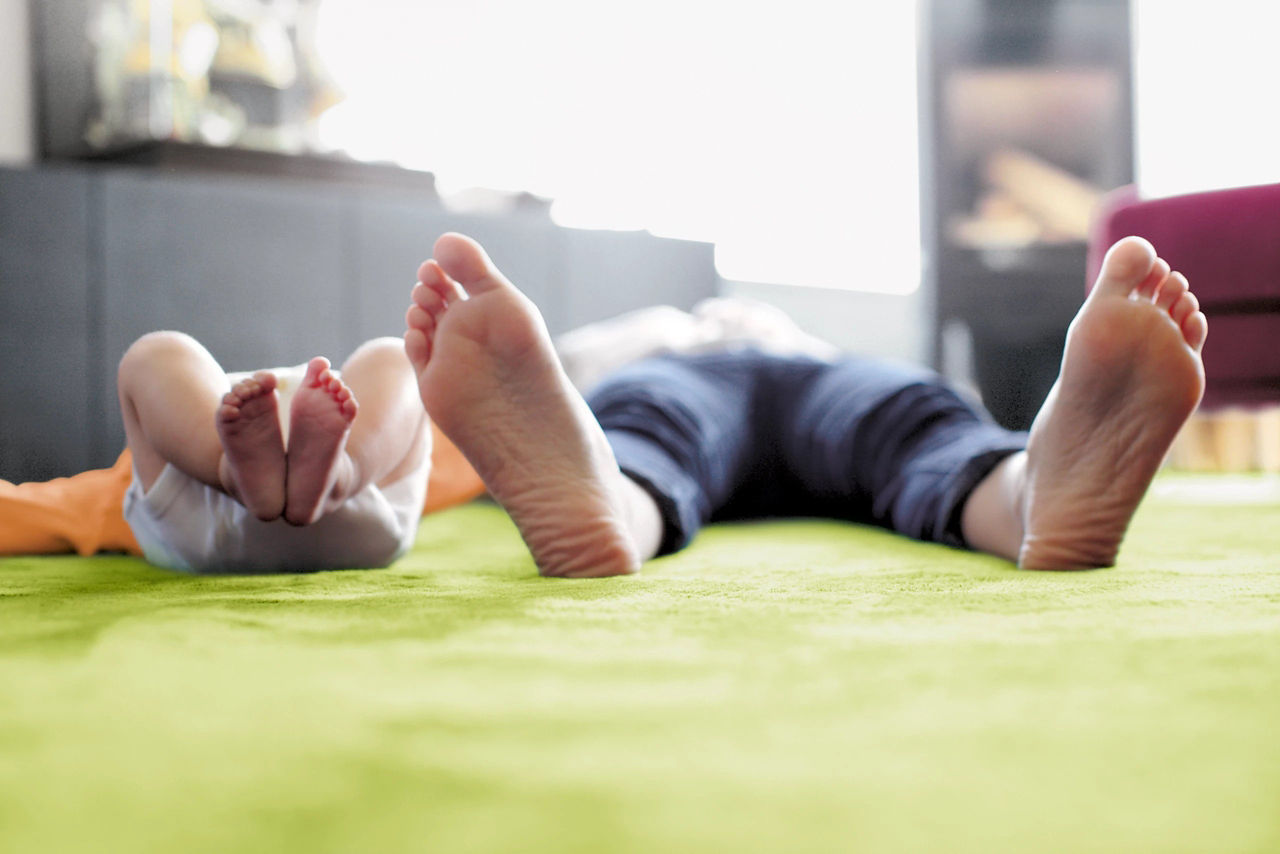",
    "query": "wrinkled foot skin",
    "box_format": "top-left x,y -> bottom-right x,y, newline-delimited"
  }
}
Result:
1018,236 -> 1207,570
284,356 -> 358,526
216,371 -> 286,521
404,232 -> 641,577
